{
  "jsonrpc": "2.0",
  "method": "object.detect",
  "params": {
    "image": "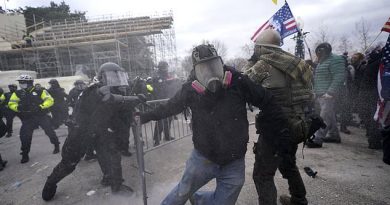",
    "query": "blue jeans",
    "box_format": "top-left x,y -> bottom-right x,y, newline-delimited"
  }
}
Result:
161,149 -> 245,205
